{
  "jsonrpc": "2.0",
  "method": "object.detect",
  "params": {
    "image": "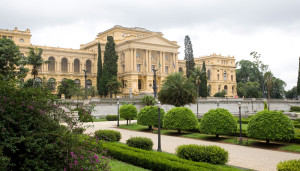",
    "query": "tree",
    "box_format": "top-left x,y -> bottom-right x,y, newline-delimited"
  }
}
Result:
0,38 -> 28,79
103,36 -> 118,78
200,61 -> 208,97
158,72 -> 196,107
99,66 -> 109,97
272,78 -> 286,99
97,43 -> 103,97
247,110 -> 295,143
184,35 -> 195,78
141,95 -> 157,106
264,71 -> 274,110
137,106 -> 165,130
213,90 -> 226,97
27,47 -> 48,83
163,107 -> 198,133
107,76 -> 122,98
298,57 -> 300,96
285,86 -> 297,99
119,104 -> 137,125
57,79 -> 77,99
199,108 -> 237,138
191,67 -> 202,97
